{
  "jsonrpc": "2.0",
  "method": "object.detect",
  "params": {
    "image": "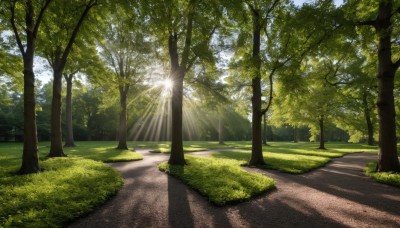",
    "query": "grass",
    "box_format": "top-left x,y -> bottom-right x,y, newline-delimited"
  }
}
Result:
212,142 -> 377,174
0,141 -> 143,163
135,141 -> 252,153
0,141 -> 145,227
0,158 -> 123,227
159,155 -> 275,206
365,161 -> 400,187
